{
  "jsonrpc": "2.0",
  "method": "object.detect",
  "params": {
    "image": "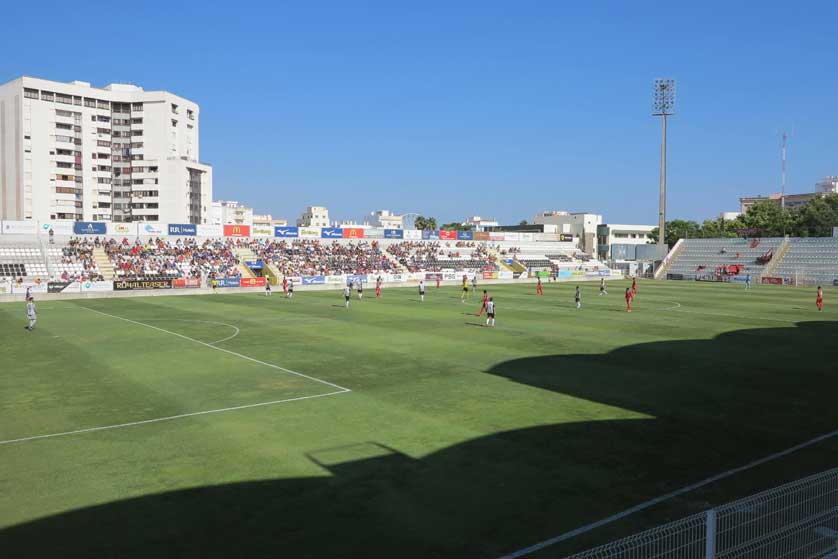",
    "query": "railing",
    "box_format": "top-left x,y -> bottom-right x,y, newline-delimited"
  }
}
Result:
565,468 -> 838,559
